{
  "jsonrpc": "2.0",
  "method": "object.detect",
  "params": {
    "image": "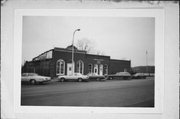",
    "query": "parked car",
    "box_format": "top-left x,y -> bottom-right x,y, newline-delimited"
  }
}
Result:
108,72 -> 131,80
87,73 -> 106,81
58,73 -> 89,82
132,73 -> 146,79
21,73 -> 51,85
